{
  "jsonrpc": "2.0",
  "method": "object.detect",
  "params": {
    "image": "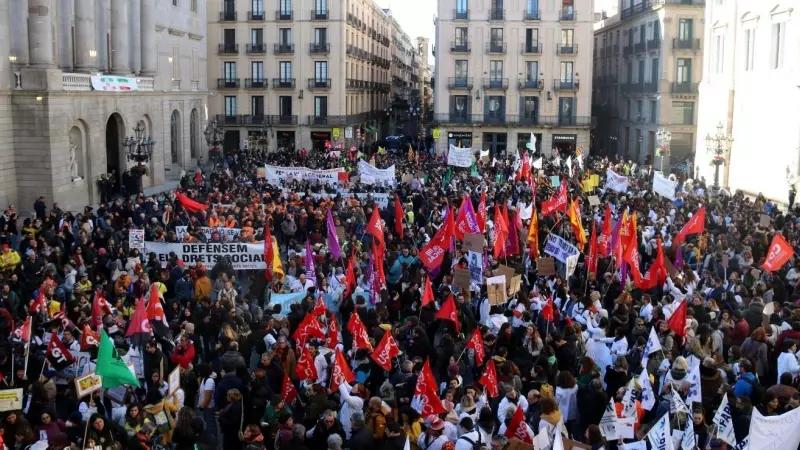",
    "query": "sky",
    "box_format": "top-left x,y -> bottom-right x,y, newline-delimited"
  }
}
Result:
375,0 -> 437,63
